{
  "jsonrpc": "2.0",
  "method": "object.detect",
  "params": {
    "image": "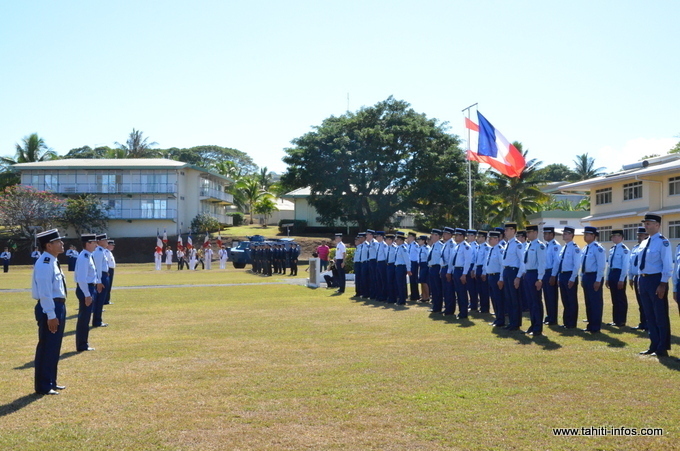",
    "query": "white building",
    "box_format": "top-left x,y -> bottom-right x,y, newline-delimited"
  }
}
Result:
14,159 -> 234,238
